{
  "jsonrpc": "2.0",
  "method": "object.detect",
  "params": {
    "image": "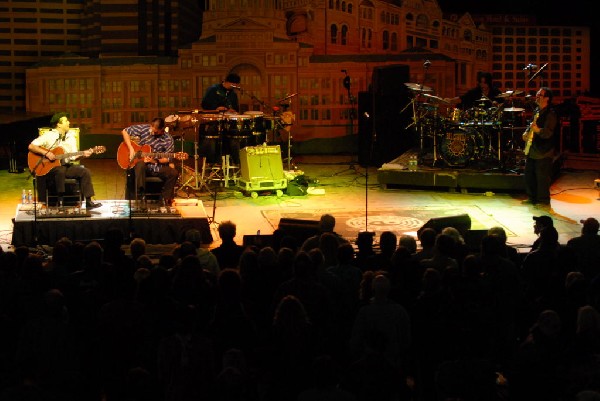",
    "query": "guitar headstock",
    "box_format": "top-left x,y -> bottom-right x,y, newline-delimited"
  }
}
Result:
174,152 -> 189,161
91,146 -> 107,154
